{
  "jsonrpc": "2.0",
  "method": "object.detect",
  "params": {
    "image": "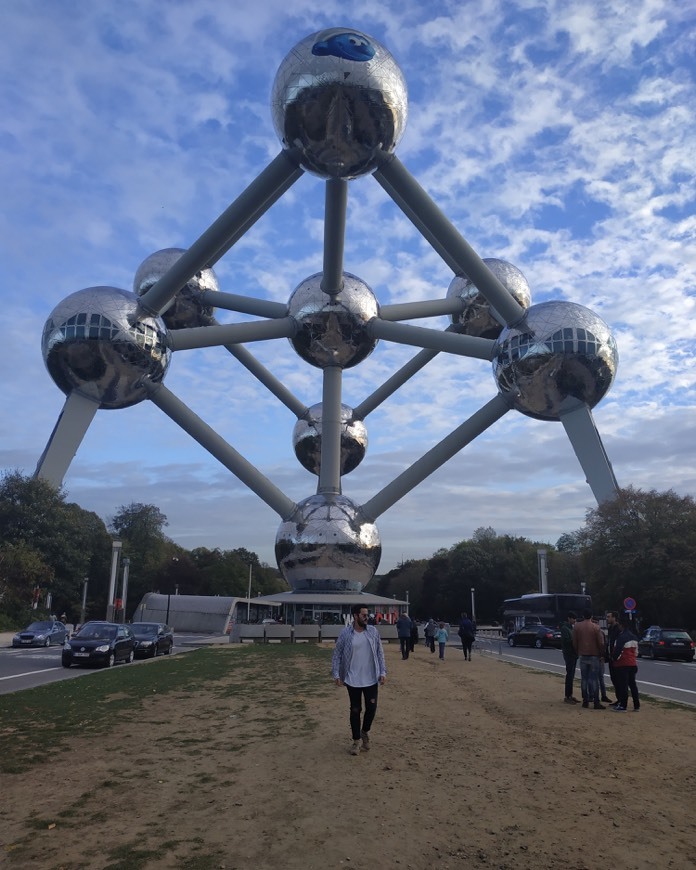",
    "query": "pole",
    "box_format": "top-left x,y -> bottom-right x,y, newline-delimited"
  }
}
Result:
247,563 -> 252,623
106,540 -> 122,621
470,587 -> 476,623
80,578 -> 88,627
121,558 -> 130,624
